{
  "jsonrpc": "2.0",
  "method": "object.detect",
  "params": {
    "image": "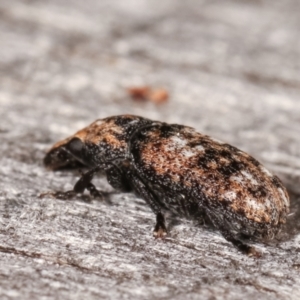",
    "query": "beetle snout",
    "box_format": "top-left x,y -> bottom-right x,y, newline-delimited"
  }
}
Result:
44,147 -> 71,170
